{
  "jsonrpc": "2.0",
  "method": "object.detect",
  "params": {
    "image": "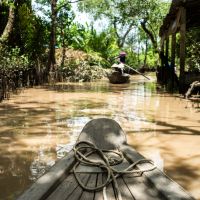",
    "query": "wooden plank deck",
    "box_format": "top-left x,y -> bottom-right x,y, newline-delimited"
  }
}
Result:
28,152 -> 194,200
